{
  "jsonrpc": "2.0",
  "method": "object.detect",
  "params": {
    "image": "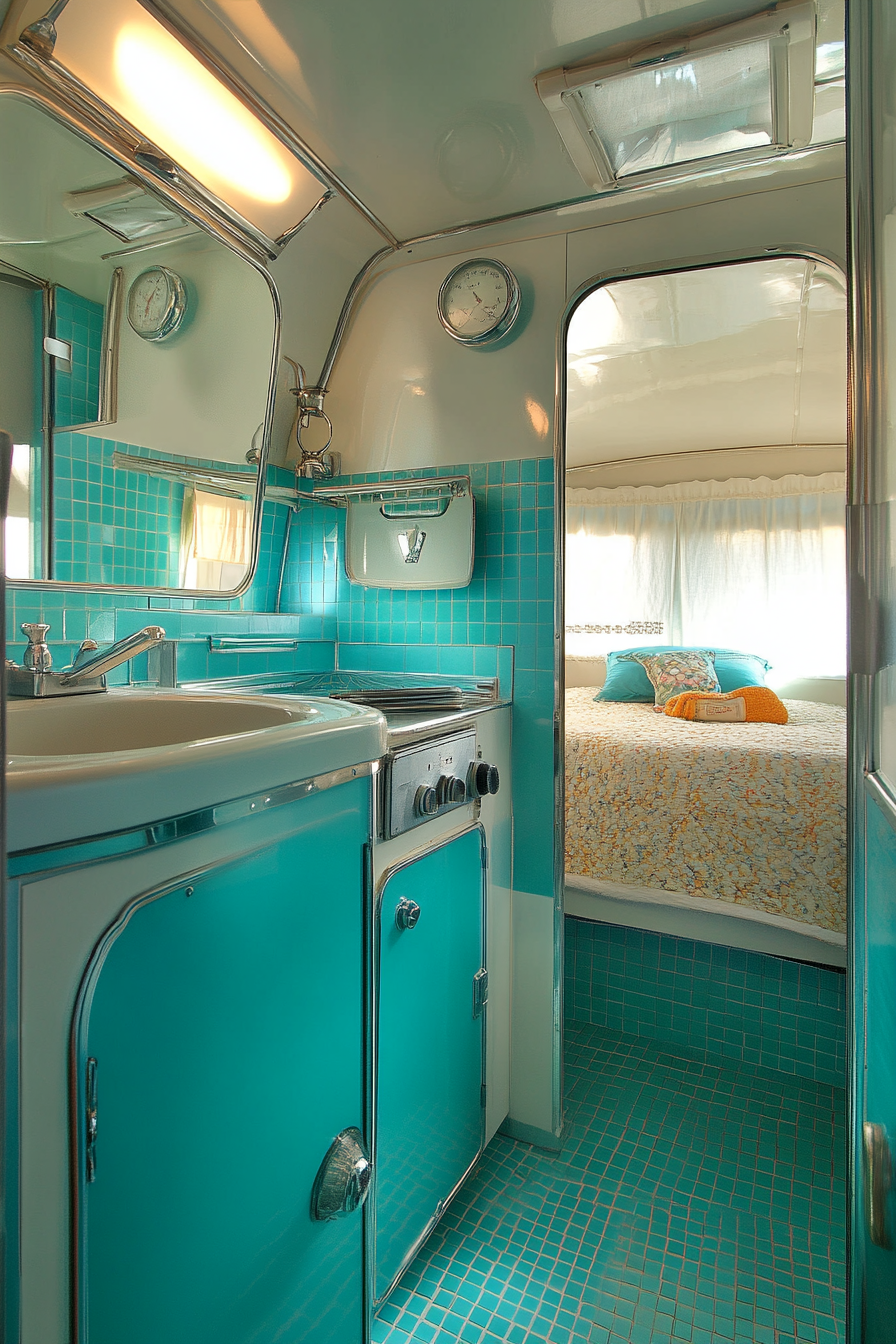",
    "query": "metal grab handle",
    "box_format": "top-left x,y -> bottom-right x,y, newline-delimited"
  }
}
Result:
863,1121 -> 893,1248
310,1127 -> 371,1221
